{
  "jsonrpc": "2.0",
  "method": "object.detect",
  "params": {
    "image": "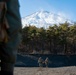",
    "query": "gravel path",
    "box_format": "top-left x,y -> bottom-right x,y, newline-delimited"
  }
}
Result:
14,66 -> 76,75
